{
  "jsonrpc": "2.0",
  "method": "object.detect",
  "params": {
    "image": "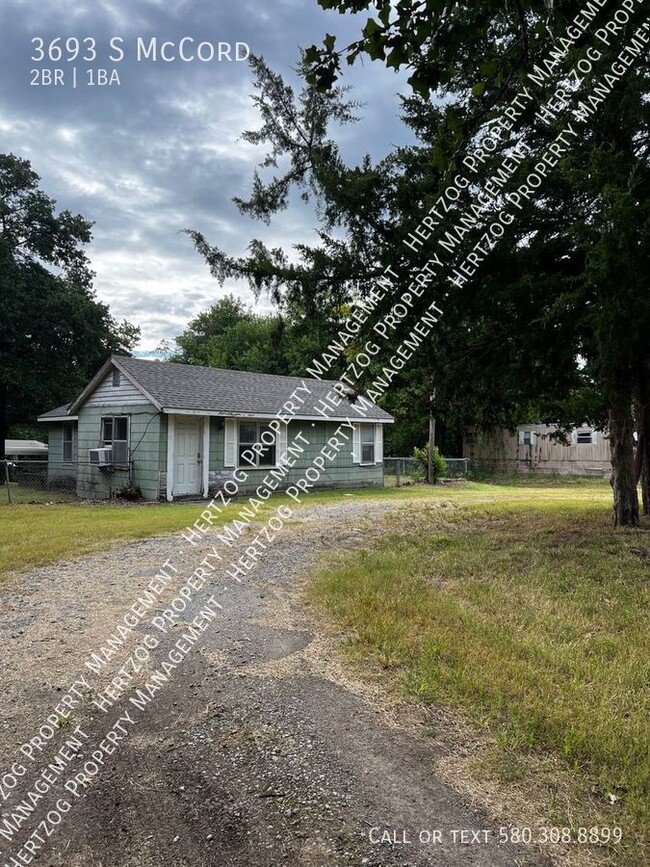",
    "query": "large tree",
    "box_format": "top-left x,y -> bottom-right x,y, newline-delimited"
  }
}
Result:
185,59 -> 576,447
190,18 -> 648,525
303,1 -> 650,525
0,154 -> 139,459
